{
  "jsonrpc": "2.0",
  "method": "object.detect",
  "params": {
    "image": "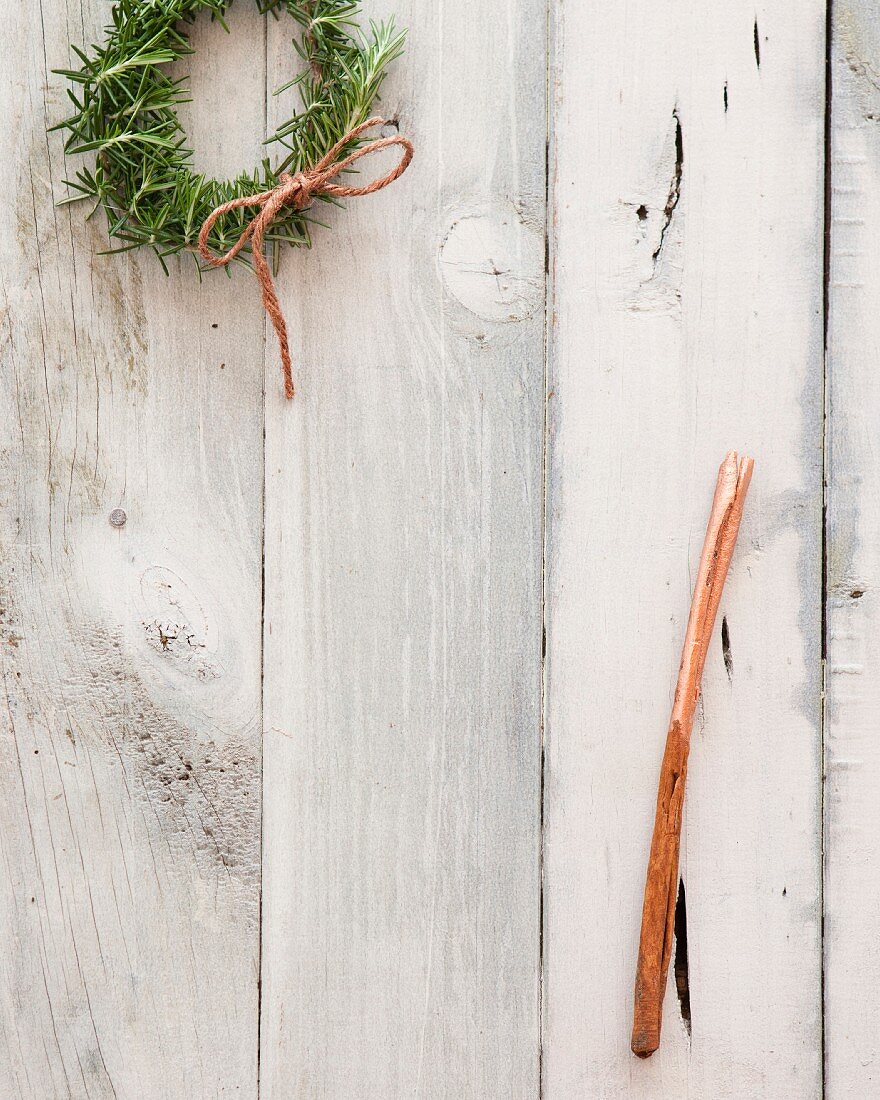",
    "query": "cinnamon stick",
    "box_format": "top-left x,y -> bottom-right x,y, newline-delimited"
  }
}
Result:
631,451 -> 754,1058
